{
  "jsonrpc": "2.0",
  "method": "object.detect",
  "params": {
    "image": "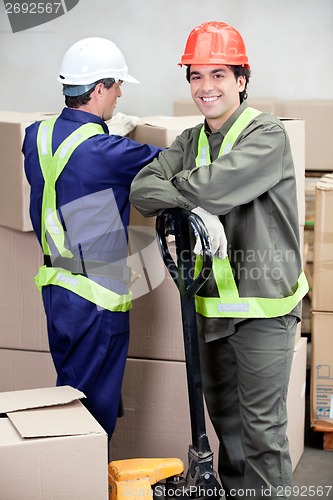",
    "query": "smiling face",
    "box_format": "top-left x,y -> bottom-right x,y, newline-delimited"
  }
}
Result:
189,64 -> 246,132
